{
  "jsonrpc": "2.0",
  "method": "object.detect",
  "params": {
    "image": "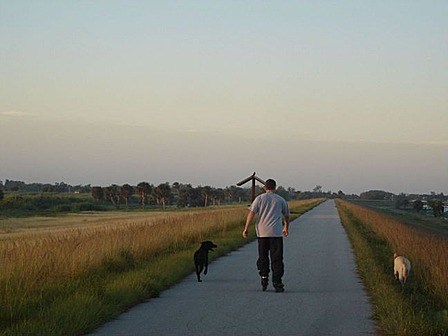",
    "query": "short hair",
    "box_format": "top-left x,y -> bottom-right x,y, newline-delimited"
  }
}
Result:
265,179 -> 276,190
